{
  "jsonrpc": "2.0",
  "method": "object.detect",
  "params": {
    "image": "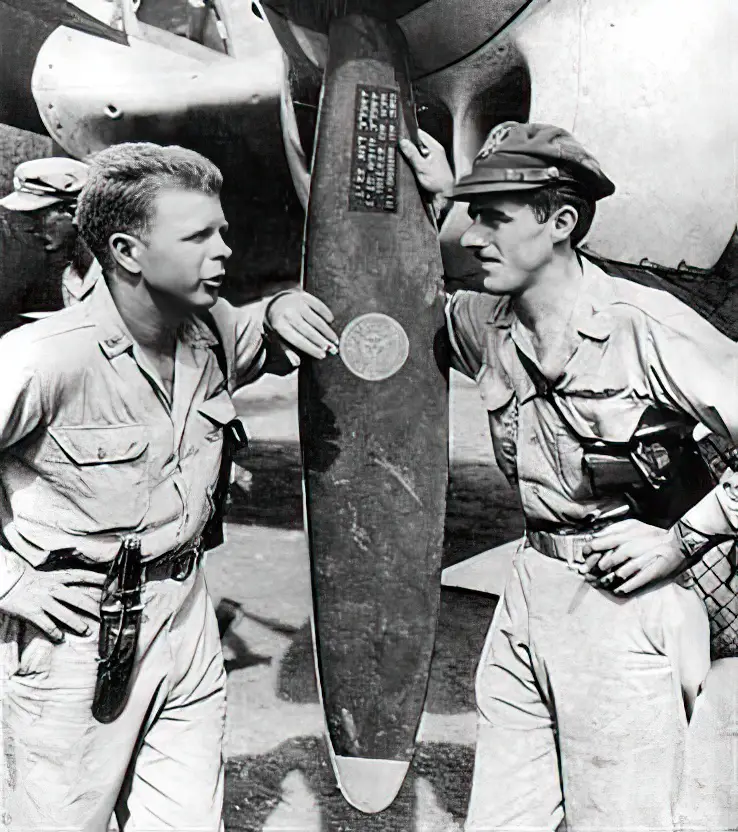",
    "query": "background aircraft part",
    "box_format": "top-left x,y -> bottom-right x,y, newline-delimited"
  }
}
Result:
509,0 -> 738,271
0,0 -> 126,132
299,11 -> 448,812
263,0 -> 533,80
280,81 -> 311,211
0,0 -> 128,44
29,3 -> 285,158
416,35 -> 531,286
28,1 -> 308,297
